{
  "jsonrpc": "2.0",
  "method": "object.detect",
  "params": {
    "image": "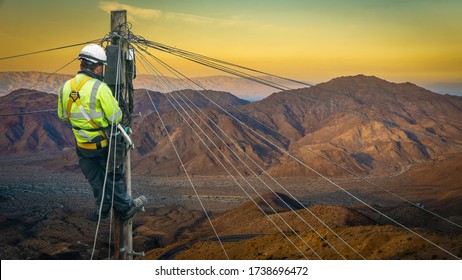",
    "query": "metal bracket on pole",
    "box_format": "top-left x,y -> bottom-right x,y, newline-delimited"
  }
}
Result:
128,251 -> 145,257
